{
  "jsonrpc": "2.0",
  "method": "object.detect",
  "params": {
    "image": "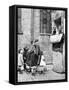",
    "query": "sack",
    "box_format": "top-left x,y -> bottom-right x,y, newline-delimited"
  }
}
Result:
50,34 -> 63,43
